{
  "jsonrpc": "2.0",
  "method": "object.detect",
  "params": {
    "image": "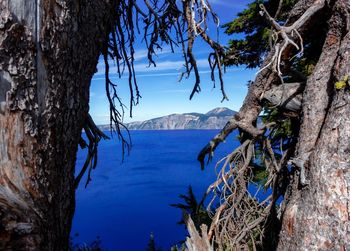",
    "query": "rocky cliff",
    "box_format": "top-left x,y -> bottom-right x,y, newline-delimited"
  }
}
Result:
98,107 -> 236,130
